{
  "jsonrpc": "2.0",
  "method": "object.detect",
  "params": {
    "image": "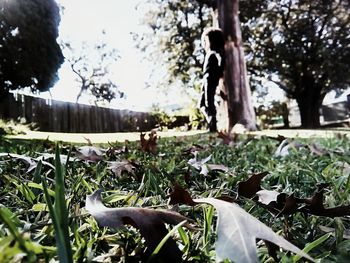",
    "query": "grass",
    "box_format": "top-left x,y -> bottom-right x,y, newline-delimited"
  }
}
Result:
0,130 -> 349,262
